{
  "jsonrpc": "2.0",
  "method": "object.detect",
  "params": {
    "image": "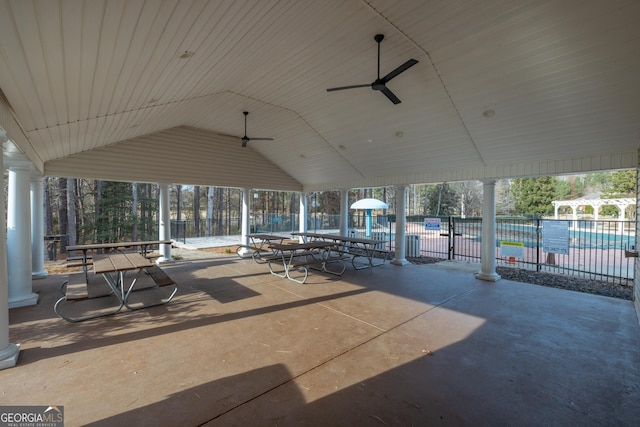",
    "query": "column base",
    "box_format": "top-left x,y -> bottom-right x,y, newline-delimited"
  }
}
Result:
0,343 -> 20,370
156,256 -> 174,264
237,248 -> 253,258
391,258 -> 410,266
9,292 -> 39,308
32,270 -> 48,279
475,272 -> 502,282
